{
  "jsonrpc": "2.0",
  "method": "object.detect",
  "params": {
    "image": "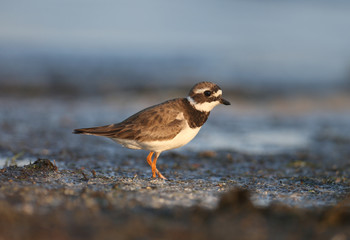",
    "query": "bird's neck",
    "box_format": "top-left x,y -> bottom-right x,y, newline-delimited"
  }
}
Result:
182,98 -> 210,128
